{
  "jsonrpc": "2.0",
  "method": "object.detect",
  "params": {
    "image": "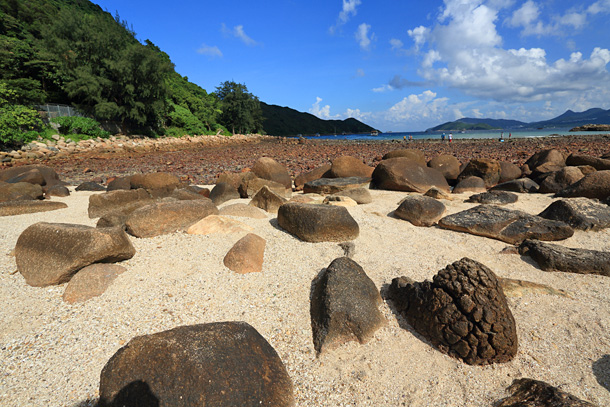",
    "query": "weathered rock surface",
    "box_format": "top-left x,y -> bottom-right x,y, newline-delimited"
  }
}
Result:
219,203 -> 268,219
249,185 -> 288,214
187,215 -> 254,235
424,186 -> 454,200
394,195 -> 446,226
0,200 -> 67,216
329,156 -> 374,178
499,161 -> 522,183
458,159 -> 502,188
62,264 -> 126,304
566,153 -> 610,171
383,148 -> 426,165
323,195 -> 358,207
239,176 -> 290,199
76,181 -> 106,192
223,233 -> 266,274
98,322 -> 295,407
277,202 -> 359,242
500,278 -> 570,299
88,189 -> 153,219
311,257 -> 386,354
452,176 -> 487,194
252,156 -> 292,189
15,223 -> 135,287
4,168 -> 45,185
125,199 -> 218,238
129,172 -> 180,196
519,239 -> 610,277
538,198 -> 610,231
106,176 -> 132,191
466,191 -> 518,205
387,258 -> 518,365
209,182 -> 240,205
0,181 -> 43,202
538,167 -> 584,194
372,157 -> 450,193
490,178 -> 540,193
0,164 -> 63,188
45,184 -> 70,197
334,187 -> 372,204
495,378 -> 597,407
555,170 -> 610,200
525,149 -> 566,174
303,177 -> 371,195
428,155 -> 461,182
438,205 -> 574,244
169,188 -> 207,201
294,165 -> 331,190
